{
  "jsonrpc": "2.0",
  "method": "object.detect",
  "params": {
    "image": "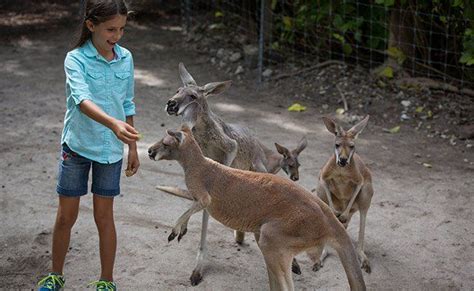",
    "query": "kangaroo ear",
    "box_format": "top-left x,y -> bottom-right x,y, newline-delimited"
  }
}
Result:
275,143 -> 290,158
202,81 -> 232,97
347,115 -> 369,139
179,63 -> 197,87
294,136 -> 307,155
322,116 -> 345,136
166,130 -> 185,145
